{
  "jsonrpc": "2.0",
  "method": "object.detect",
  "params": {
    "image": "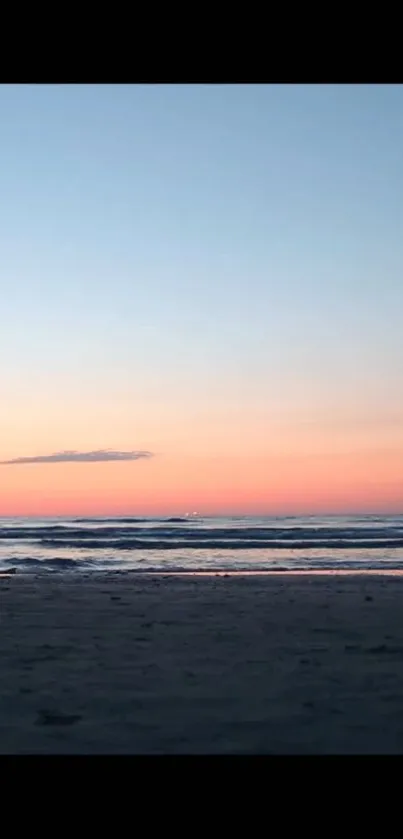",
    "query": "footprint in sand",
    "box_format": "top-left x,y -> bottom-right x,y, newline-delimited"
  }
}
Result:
35,710 -> 82,727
